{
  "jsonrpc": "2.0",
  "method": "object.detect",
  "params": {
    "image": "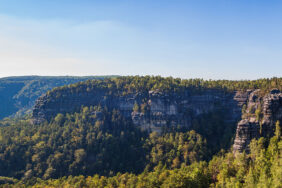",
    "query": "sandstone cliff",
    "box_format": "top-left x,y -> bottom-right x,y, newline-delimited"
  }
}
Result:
33,86 -> 249,133
32,80 -> 282,152
233,89 -> 282,153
